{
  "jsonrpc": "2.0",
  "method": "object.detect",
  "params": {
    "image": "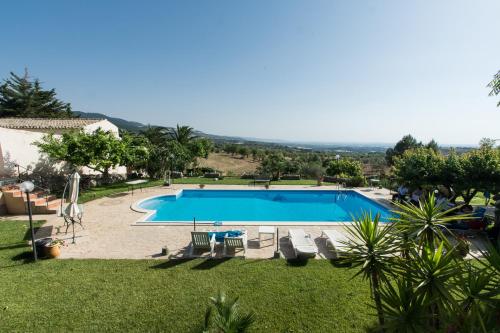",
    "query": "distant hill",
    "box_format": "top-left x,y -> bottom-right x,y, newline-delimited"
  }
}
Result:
73,111 -> 148,133
76,111 -> 464,153
73,111 -> 258,143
